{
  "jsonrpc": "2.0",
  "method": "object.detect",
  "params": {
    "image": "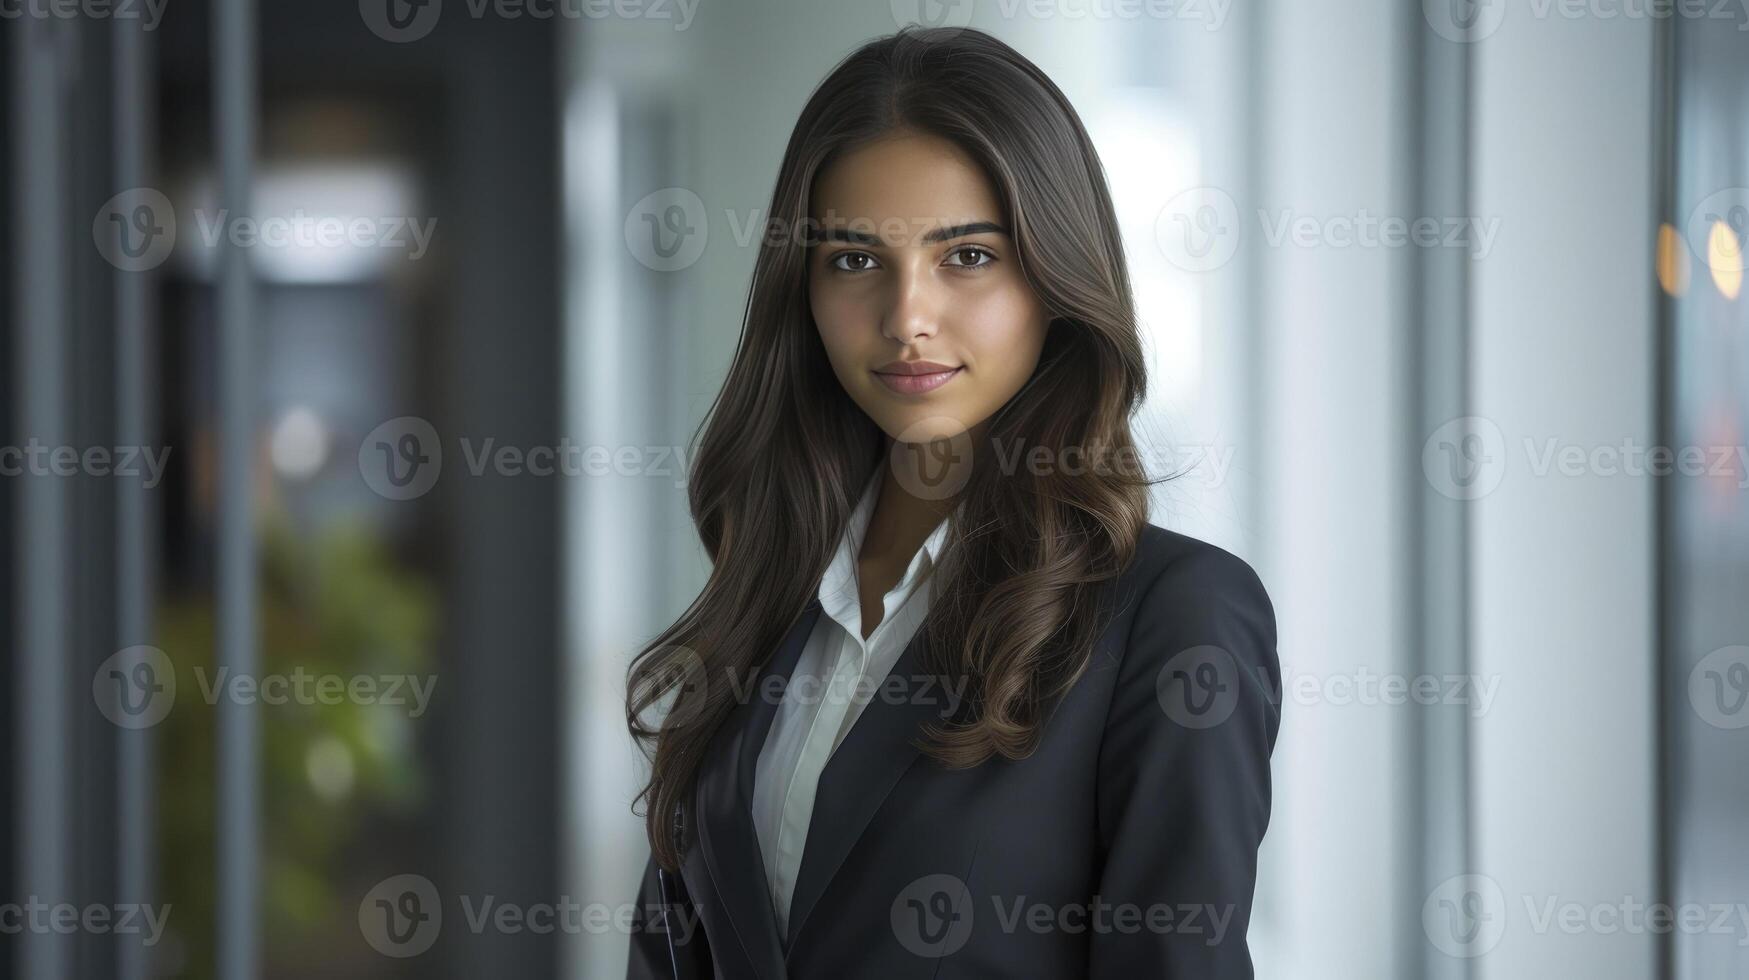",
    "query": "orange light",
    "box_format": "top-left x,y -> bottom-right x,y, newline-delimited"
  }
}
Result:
1656,222 -> 1690,297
